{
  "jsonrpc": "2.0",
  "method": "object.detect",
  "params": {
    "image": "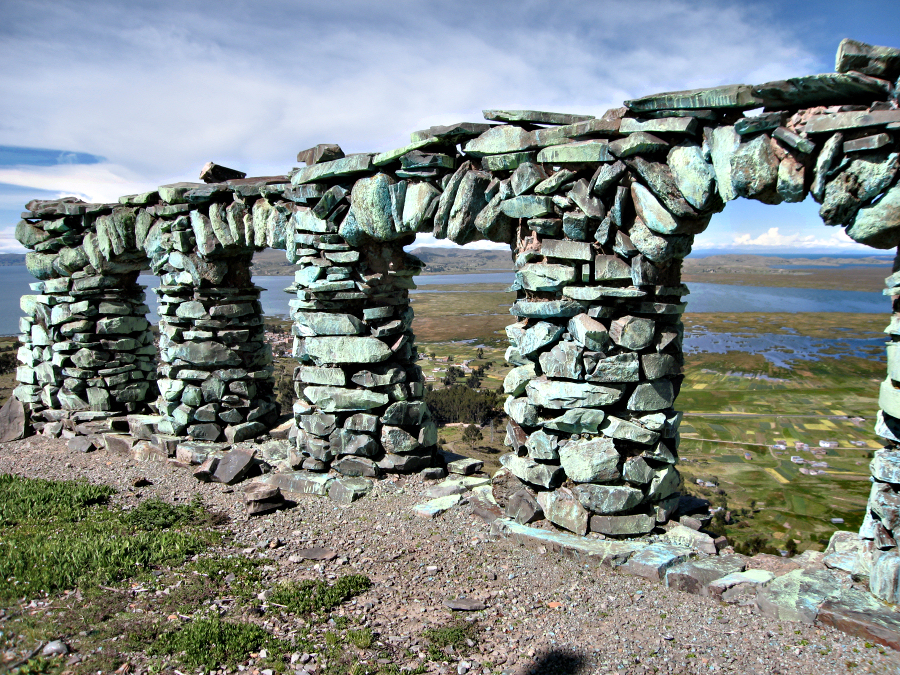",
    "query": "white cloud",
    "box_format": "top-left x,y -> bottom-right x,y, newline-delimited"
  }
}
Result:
0,164 -> 153,204
0,0 -> 820,191
408,233 -> 510,251
710,226 -> 873,251
0,0 -> 851,254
